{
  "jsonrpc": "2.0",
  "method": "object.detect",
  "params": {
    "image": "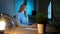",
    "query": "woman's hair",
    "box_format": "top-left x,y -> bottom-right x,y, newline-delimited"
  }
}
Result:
18,3 -> 26,12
